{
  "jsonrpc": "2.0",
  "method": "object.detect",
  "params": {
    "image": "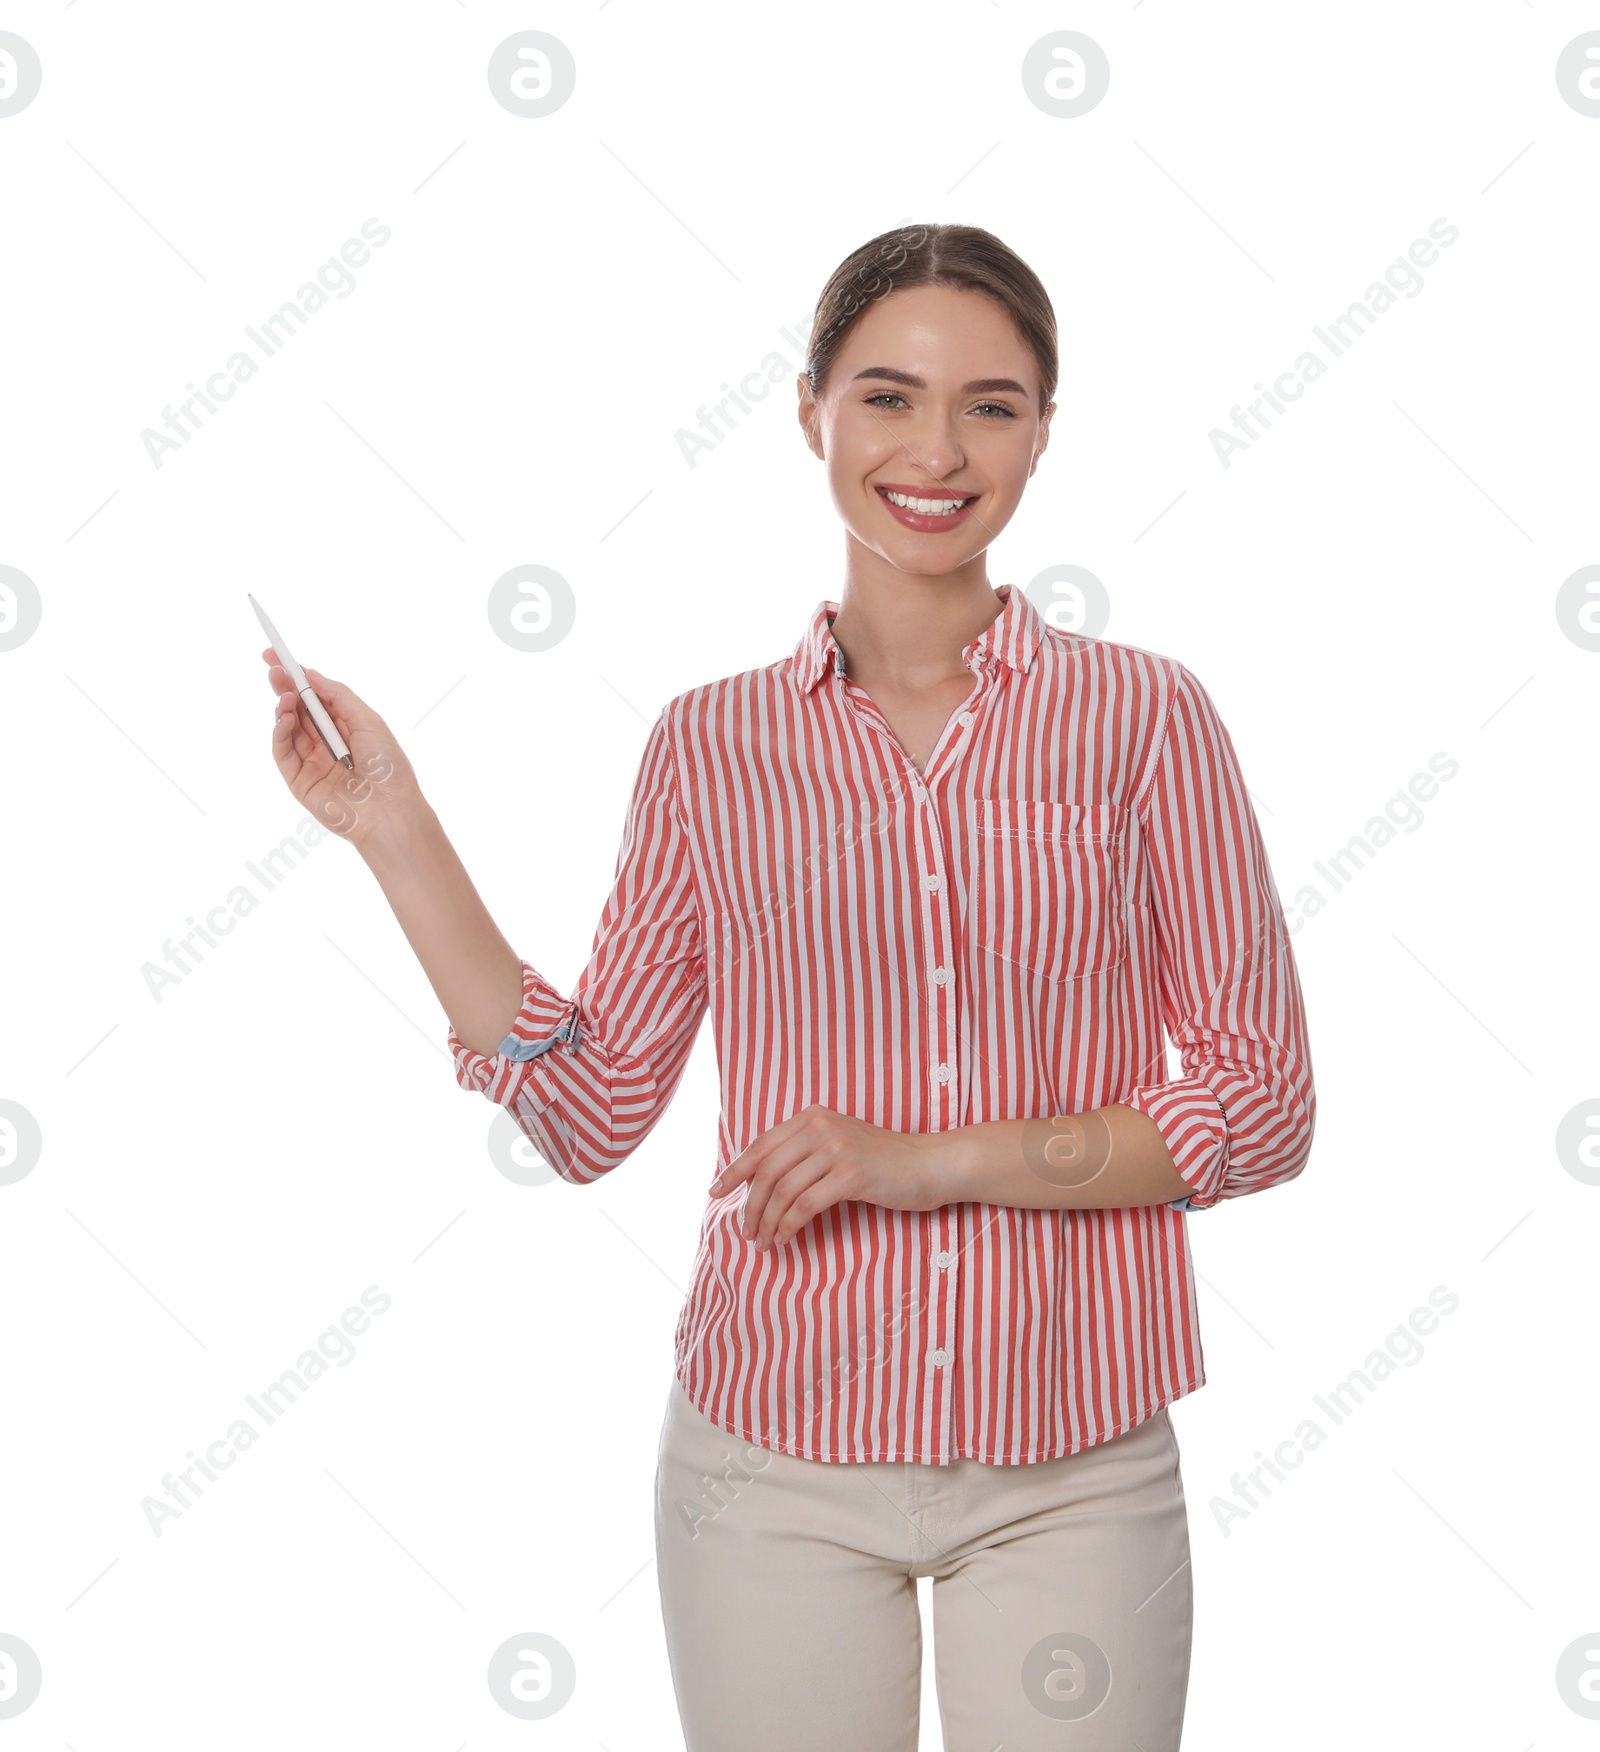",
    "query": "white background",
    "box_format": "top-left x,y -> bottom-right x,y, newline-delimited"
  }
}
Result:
2,3 -> 1596,1746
